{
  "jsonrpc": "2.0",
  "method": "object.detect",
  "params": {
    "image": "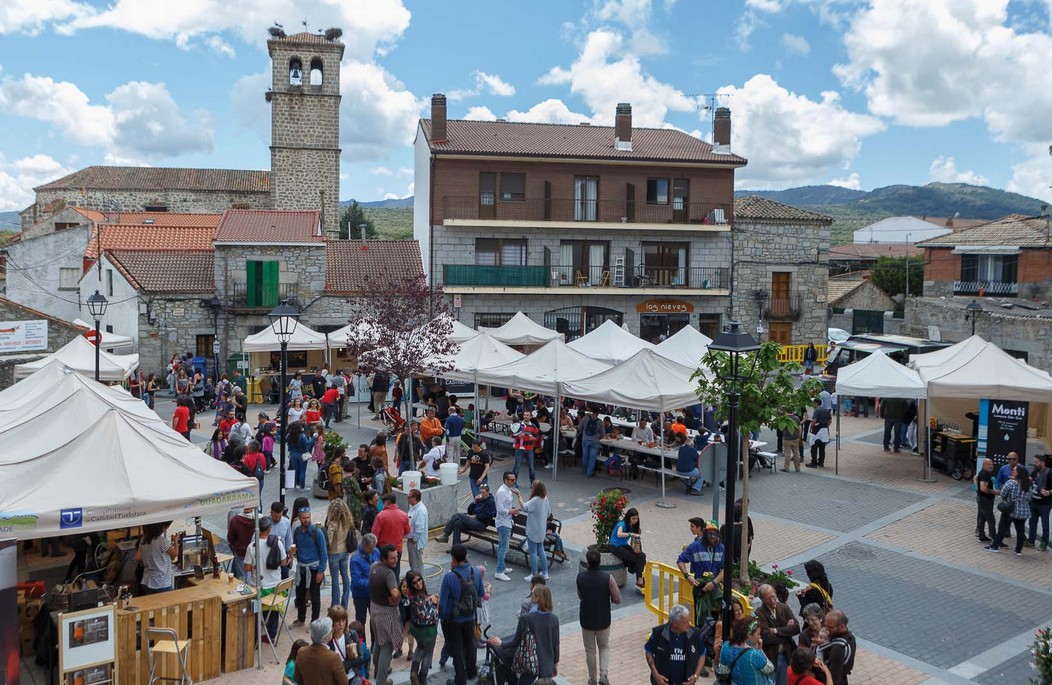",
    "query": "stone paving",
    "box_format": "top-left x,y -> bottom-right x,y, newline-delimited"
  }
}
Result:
141,397 -> 1051,684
